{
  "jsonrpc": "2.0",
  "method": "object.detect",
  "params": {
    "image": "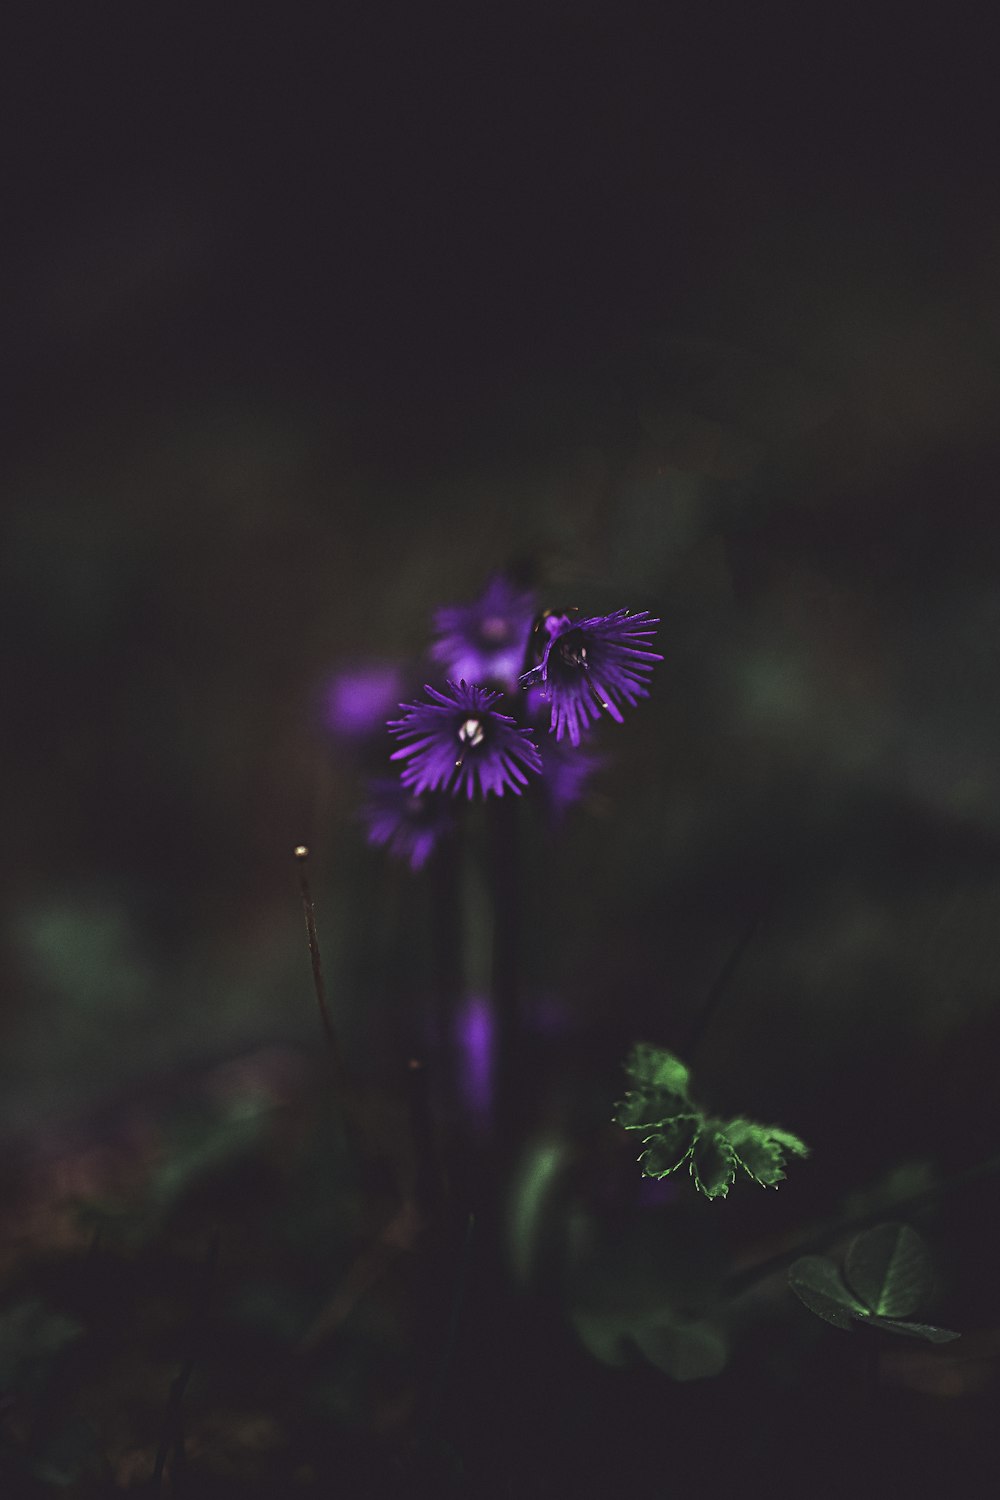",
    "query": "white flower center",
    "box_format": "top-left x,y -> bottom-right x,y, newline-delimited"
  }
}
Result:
455,716 -> 486,767
458,717 -> 485,748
